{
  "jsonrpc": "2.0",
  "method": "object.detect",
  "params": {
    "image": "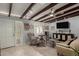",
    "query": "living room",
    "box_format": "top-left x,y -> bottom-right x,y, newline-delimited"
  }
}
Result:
0,2 -> 79,56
